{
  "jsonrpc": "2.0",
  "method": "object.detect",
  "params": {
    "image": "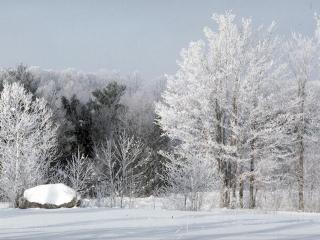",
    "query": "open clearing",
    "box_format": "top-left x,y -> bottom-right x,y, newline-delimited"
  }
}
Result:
1,208 -> 320,239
